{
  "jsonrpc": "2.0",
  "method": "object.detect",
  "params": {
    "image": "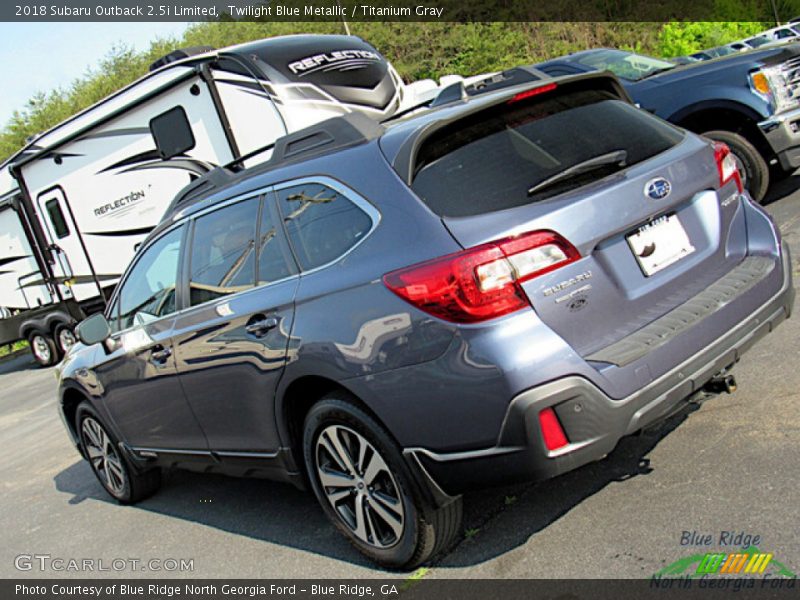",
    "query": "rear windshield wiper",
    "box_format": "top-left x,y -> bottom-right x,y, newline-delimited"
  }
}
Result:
527,150 -> 628,197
